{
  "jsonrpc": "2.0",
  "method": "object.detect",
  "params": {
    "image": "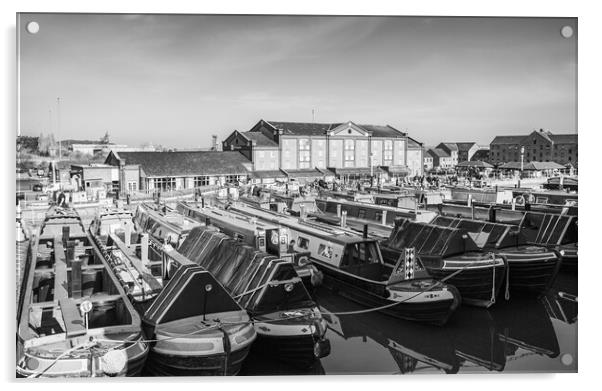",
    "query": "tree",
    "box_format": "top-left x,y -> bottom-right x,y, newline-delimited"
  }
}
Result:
100,131 -> 110,144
